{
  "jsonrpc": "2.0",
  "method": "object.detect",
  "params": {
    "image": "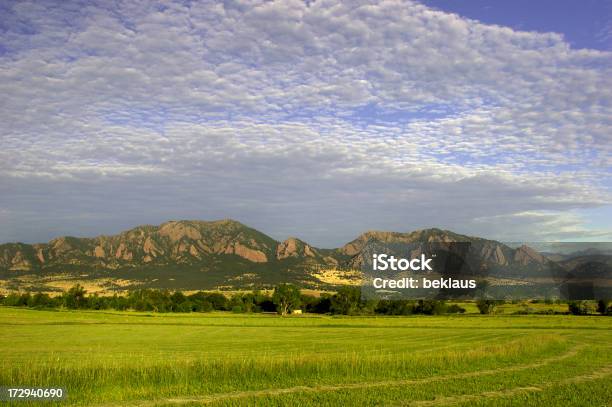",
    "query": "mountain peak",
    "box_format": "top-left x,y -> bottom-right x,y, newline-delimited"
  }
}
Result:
514,244 -> 547,265
276,237 -> 318,259
340,228 -> 476,255
158,218 -> 245,228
